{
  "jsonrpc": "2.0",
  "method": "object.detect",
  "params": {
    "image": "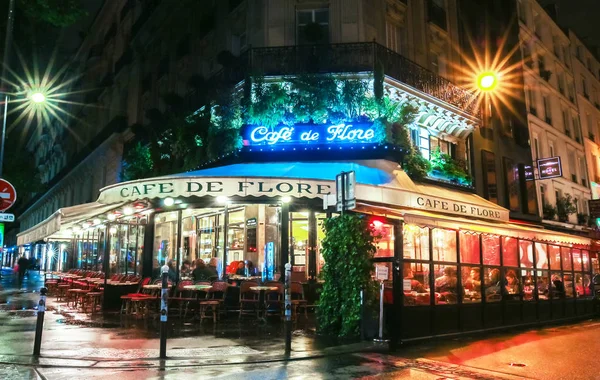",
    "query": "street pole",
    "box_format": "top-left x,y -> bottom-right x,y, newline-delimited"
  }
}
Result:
284,262 -> 292,357
33,287 -> 47,356
159,264 -> 169,359
0,0 -> 16,178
